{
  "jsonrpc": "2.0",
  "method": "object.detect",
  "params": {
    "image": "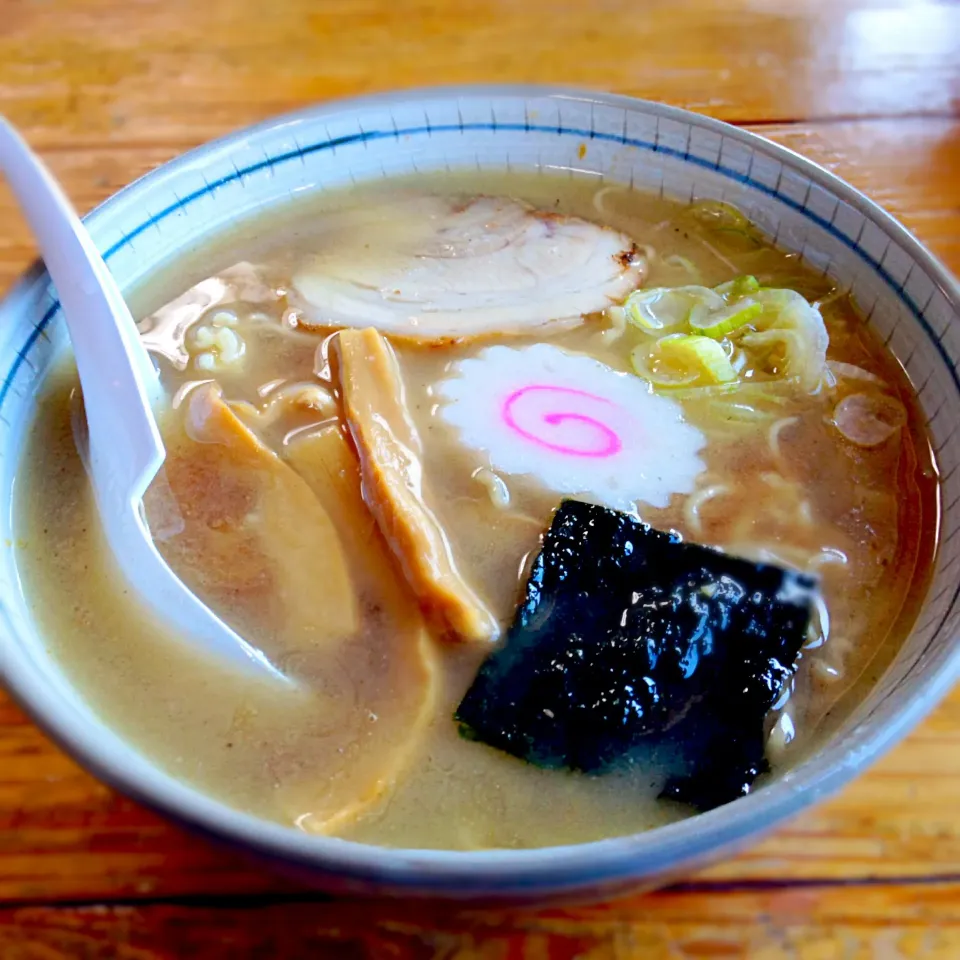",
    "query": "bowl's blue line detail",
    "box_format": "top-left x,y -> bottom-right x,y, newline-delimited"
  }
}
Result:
3,122 -> 956,413
2,119 -> 958,655
5,305 -> 58,406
